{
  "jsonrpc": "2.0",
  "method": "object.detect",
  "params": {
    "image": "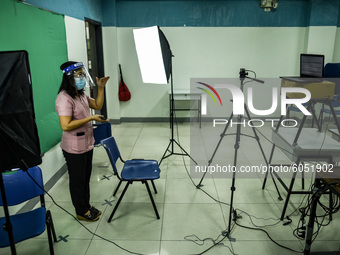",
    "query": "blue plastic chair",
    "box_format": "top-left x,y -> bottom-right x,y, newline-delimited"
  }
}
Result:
319,63 -> 340,128
0,166 -> 57,254
93,122 -> 112,146
100,136 -> 161,222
